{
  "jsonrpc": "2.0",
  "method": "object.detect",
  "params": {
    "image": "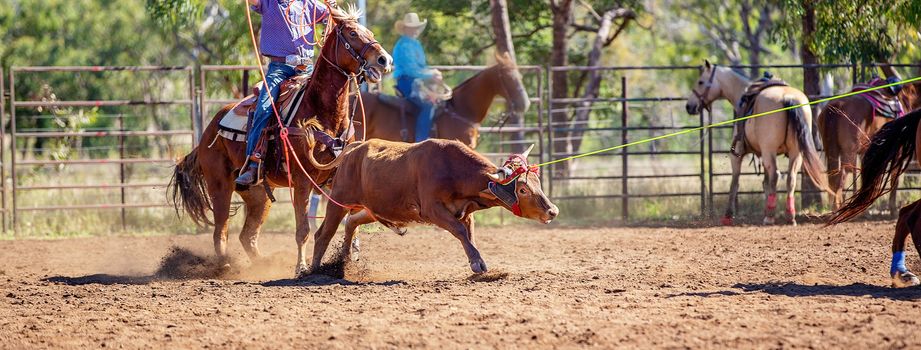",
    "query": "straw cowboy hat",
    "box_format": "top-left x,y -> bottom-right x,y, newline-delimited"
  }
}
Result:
395,13 -> 428,32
